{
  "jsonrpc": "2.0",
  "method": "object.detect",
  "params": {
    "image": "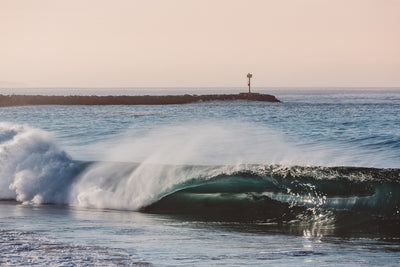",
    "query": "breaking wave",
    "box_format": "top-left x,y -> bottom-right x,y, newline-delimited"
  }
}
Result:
0,123 -> 80,204
1,123 -> 399,235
